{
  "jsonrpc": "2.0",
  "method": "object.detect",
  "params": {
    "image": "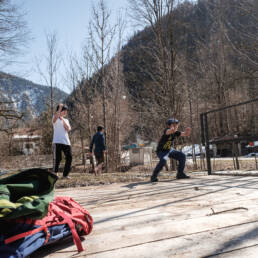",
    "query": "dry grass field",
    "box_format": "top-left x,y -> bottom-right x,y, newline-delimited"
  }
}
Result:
0,153 -> 257,189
